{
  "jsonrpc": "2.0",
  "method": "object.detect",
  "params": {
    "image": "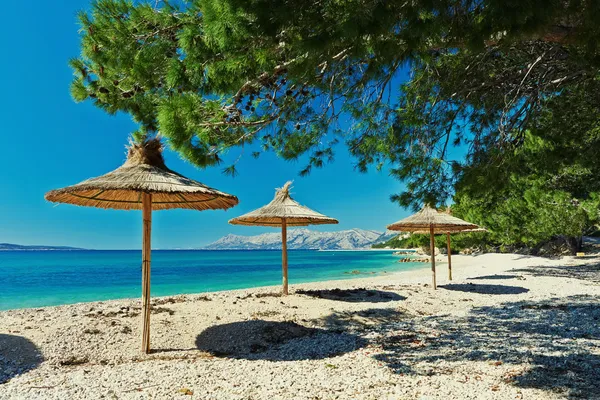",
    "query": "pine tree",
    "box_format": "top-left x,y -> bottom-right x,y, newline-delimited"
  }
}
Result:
71,0 -> 600,206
